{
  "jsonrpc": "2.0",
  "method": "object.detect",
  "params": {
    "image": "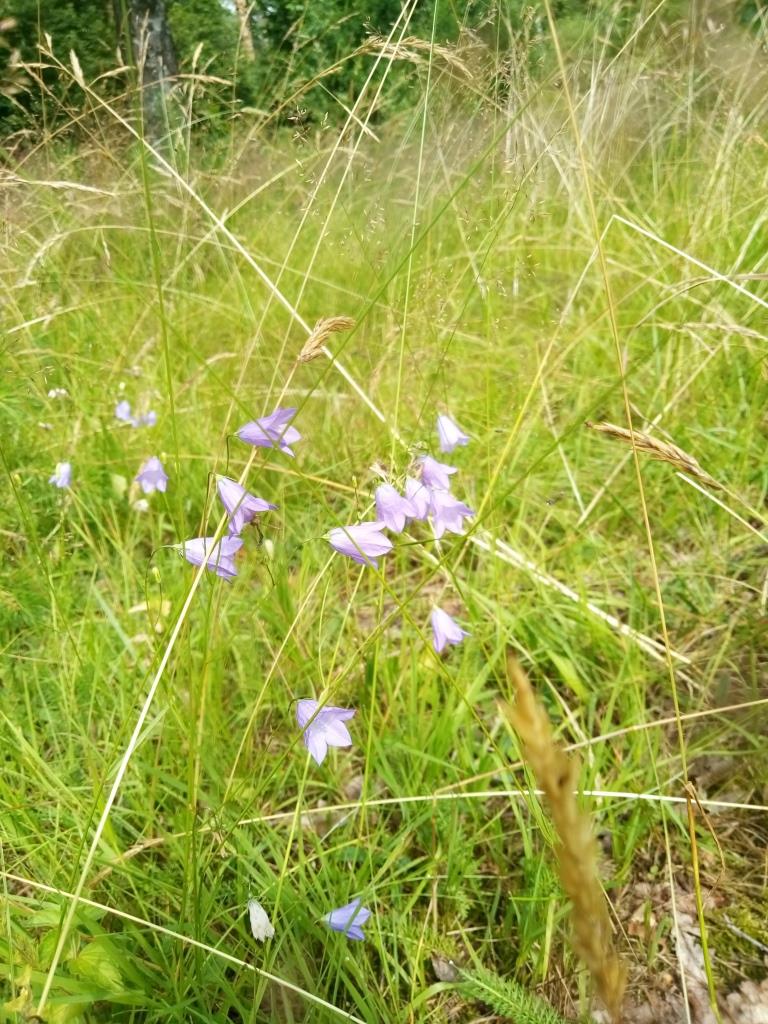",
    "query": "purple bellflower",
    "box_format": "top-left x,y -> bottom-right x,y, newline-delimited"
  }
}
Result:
49,462 -> 72,488
115,400 -> 133,423
296,699 -> 355,765
430,607 -> 470,653
437,413 -> 469,453
323,898 -> 371,941
237,406 -> 301,457
217,476 -> 277,535
116,401 -> 157,427
429,489 -> 474,539
176,535 -> 243,580
135,456 -> 168,494
419,455 -> 457,491
328,521 -> 393,566
404,477 -> 430,520
374,483 -> 416,534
